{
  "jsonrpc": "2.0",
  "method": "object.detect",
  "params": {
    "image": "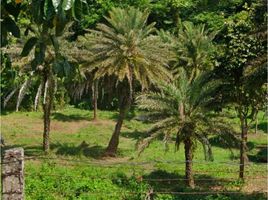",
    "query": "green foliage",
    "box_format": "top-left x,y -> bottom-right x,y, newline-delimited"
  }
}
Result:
214,0 -> 267,121
0,52 -> 17,100
173,21 -> 216,82
2,0 -> 266,114
1,0 -> 21,47
26,163 -> 150,200
1,0 -> 89,113
1,0 -> 267,196
193,12 -> 225,32
254,148 -> 267,163
20,37 -> 38,57
53,78 -> 71,109
0,50 -> 39,110
82,7 -> 172,90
